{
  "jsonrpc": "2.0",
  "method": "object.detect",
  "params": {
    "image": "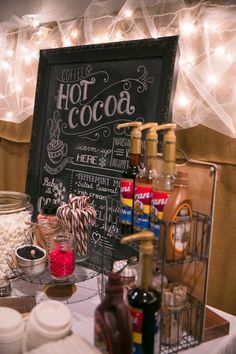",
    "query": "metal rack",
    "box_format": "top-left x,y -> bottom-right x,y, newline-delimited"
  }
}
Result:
104,154 -> 218,353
